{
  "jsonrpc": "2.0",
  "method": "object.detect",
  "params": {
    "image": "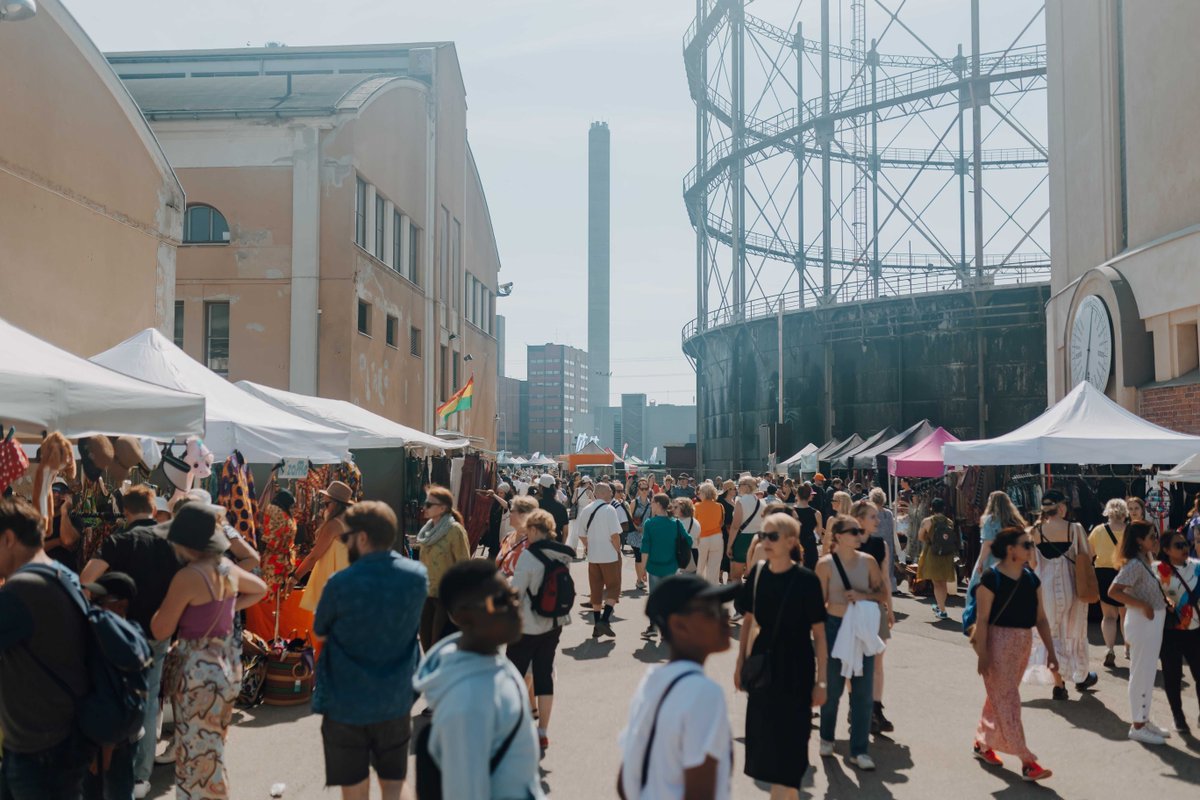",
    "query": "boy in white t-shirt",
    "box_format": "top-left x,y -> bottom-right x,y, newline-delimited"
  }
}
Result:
580,482 -> 624,638
618,574 -> 737,800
